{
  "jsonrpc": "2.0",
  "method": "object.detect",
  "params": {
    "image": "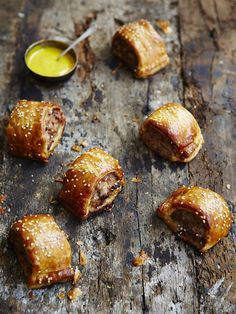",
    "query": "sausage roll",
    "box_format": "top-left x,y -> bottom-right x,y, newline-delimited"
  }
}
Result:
157,186 -> 233,252
112,19 -> 169,78
6,100 -> 66,162
140,103 -> 203,162
9,214 -> 74,289
59,147 -> 125,219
